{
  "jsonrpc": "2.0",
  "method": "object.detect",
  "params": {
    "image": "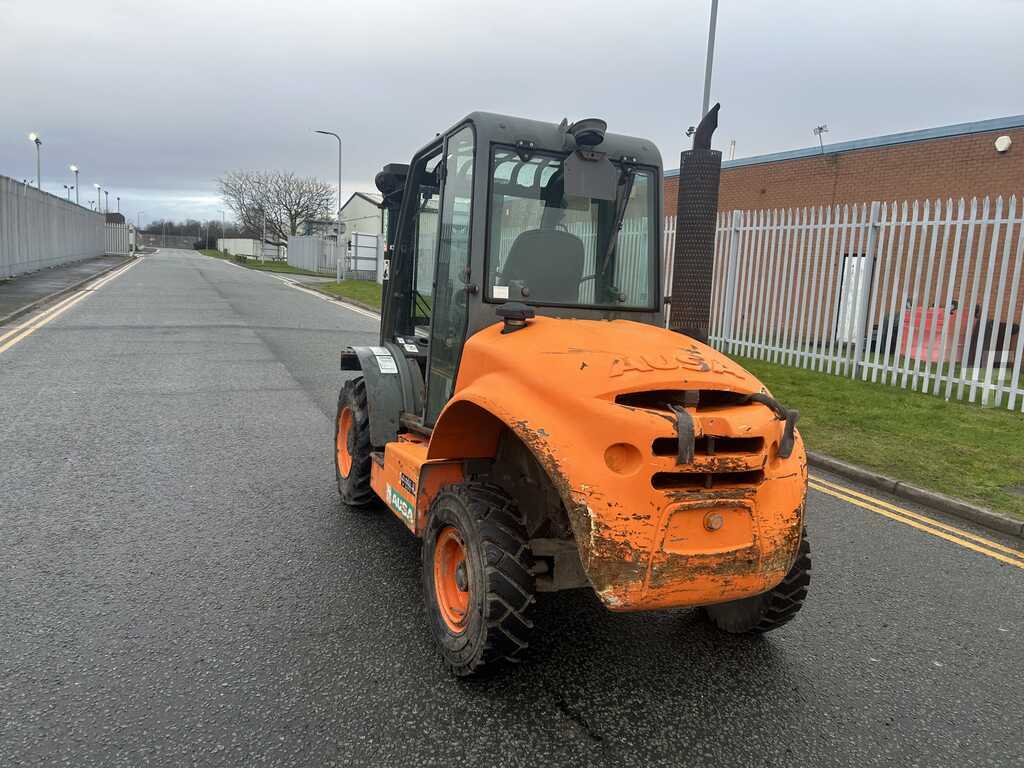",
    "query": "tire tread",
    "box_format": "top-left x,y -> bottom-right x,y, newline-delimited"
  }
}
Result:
335,377 -> 374,507
423,481 -> 536,676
